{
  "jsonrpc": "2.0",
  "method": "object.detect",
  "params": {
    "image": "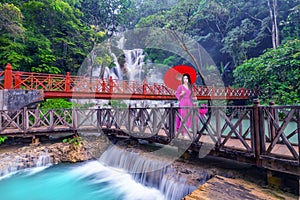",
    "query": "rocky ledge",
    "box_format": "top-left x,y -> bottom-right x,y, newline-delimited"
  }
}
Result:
184,175 -> 296,200
0,141 -> 96,176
